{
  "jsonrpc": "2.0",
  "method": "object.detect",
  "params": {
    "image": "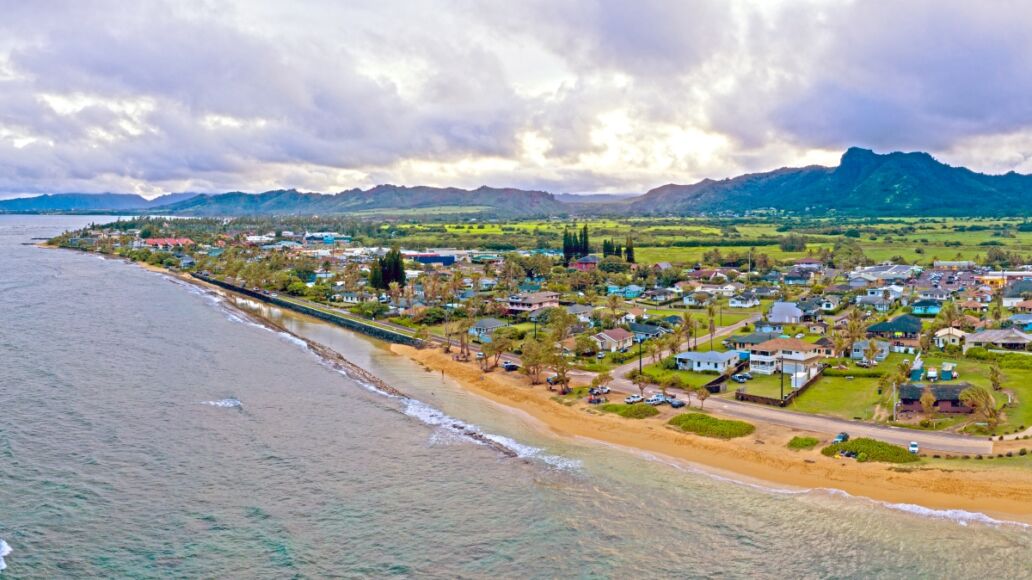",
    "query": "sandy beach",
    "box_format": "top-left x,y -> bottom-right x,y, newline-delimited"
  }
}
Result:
395,344 -> 1032,524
